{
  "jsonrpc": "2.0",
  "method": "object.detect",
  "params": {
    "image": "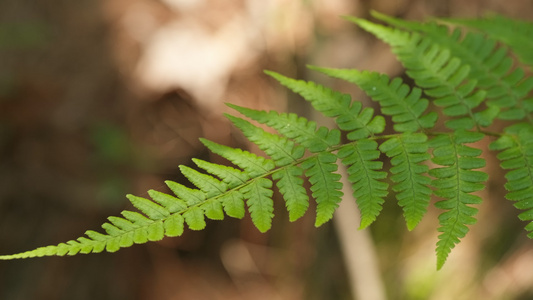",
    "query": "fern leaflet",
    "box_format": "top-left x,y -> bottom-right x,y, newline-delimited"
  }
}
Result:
241,178 -> 275,232
227,103 -> 340,153
429,130 -> 487,270
264,71 -> 385,140
490,125 -> 533,238
379,133 -> 432,230
272,166 -> 309,222
311,67 -> 437,132
338,140 -> 388,229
